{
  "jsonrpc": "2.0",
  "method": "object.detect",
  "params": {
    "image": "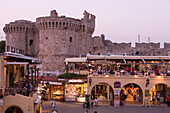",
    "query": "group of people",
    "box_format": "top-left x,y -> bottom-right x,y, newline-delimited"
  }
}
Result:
152,93 -> 170,107
83,98 -> 98,109
152,93 -> 160,105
